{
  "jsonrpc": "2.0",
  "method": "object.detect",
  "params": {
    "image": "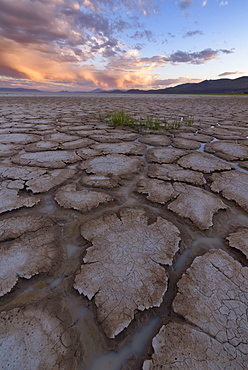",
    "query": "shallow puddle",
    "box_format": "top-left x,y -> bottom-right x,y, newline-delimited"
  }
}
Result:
43,194 -> 57,215
173,248 -> 191,272
89,318 -> 160,370
64,243 -> 83,259
191,235 -> 224,249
